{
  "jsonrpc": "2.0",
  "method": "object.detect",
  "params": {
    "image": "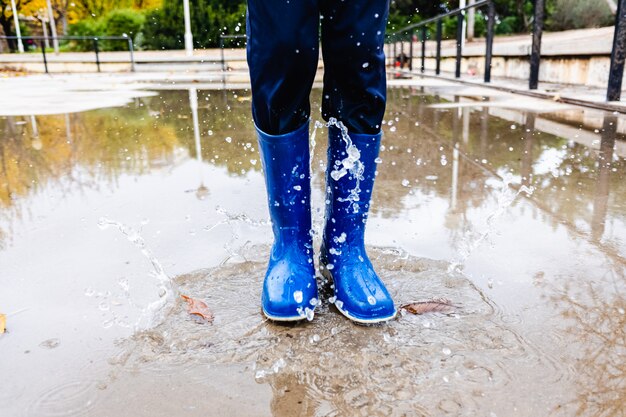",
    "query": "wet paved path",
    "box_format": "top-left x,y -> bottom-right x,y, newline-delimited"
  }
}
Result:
0,79 -> 625,416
